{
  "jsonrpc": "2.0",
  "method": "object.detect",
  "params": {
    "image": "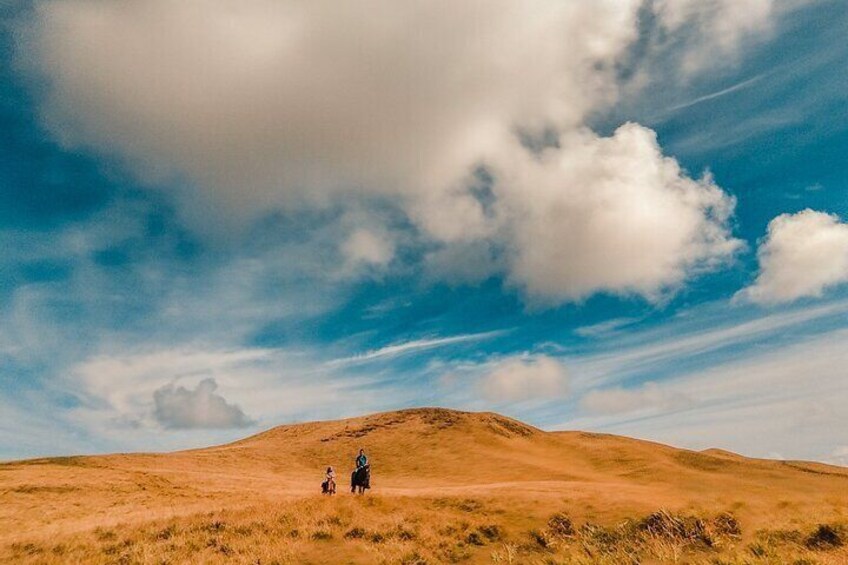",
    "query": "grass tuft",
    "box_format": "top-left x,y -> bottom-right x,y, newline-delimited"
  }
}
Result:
344,527 -> 366,539
1,498 -> 845,564
805,524 -> 843,550
310,529 -> 332,541
547,513 -> 575,539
